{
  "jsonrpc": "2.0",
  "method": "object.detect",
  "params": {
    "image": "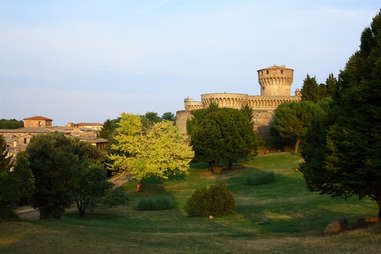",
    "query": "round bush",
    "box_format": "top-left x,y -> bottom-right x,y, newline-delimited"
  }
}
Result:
102,187 -> 129,207
136,196 -> 174,211
186,183 -> 235,217
246,171 -> 275,185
